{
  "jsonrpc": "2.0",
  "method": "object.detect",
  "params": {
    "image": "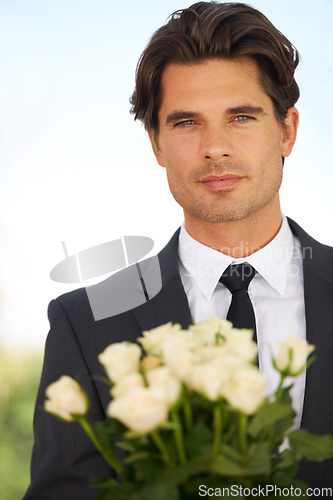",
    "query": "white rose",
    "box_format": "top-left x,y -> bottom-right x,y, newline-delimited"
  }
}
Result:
141,355 -> 162,372
107,387 -> 168,434
274,337 -> 315,375
160,332 -> 197,361
223,328 -> 258,362
98,342 -> 141,383
199,345 -> 229,363
188,355 -> 245,401
221,366 -> 266,415
146,366 -> 181,407
189,362 -> 226,401
44,376 -> 88,421
165,347 -> 200,383
111,372 -> 145,399
138,322 -> 181,355
189,317 -> 232,346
